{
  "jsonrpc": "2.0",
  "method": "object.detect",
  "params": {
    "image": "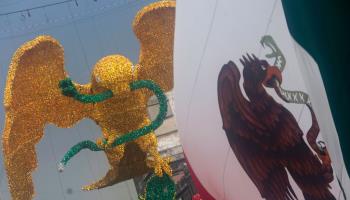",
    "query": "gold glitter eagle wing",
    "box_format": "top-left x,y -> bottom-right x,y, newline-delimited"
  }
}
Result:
2,36 -> 92,200
133,0 -> 175,94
